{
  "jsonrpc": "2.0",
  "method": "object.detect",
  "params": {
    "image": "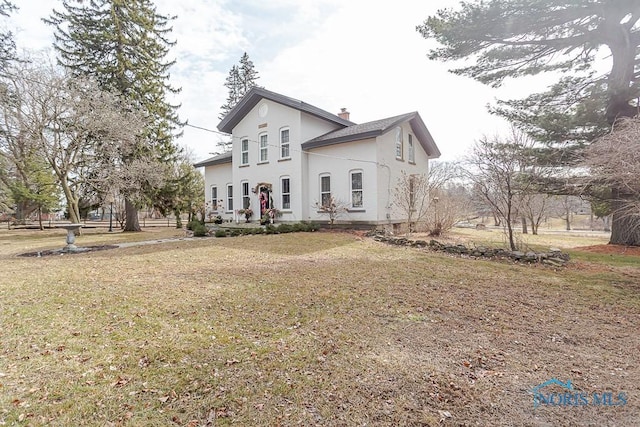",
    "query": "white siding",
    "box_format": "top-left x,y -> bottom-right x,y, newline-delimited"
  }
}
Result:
203,163 -> 233,219
199,95 -> 437,226
376,122 -> 430,223
306,139 -> 378,223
